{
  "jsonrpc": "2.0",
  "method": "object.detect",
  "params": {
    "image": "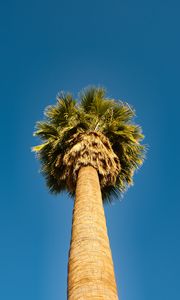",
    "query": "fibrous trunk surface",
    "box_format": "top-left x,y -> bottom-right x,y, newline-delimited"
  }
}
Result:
68,166 -> 118,299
